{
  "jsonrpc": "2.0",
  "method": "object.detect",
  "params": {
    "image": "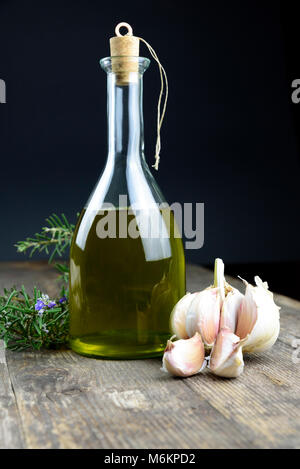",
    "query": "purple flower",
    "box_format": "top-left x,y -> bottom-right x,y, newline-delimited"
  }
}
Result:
35,300 -> 46,312
59,296 -> 67,304
35,294 -> 57,314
